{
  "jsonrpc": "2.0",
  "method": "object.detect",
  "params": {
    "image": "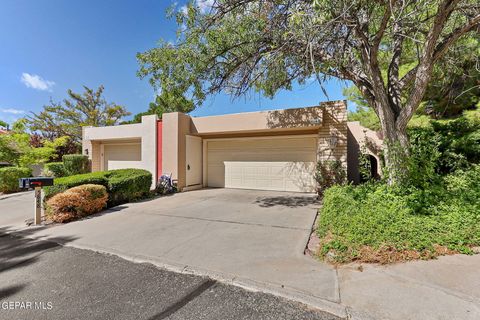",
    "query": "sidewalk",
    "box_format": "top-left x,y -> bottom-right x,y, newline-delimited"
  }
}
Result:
340,254 -> 480,320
